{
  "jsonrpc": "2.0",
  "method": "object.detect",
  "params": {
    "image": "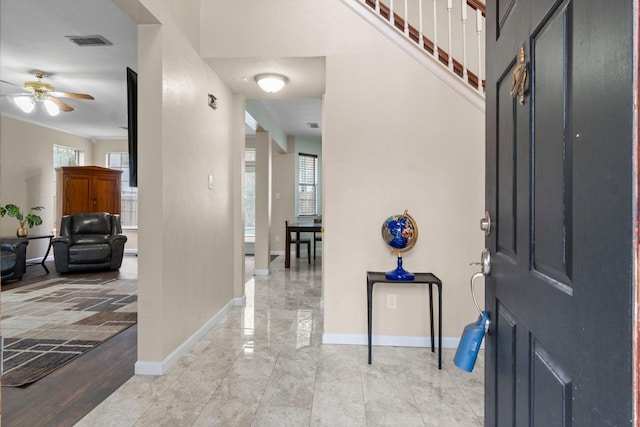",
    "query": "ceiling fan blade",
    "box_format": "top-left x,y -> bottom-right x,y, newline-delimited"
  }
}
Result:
0,93 -> 29,98
49,96 -> 75,112
0,79 -> 24,88
49,91 -> 94,100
